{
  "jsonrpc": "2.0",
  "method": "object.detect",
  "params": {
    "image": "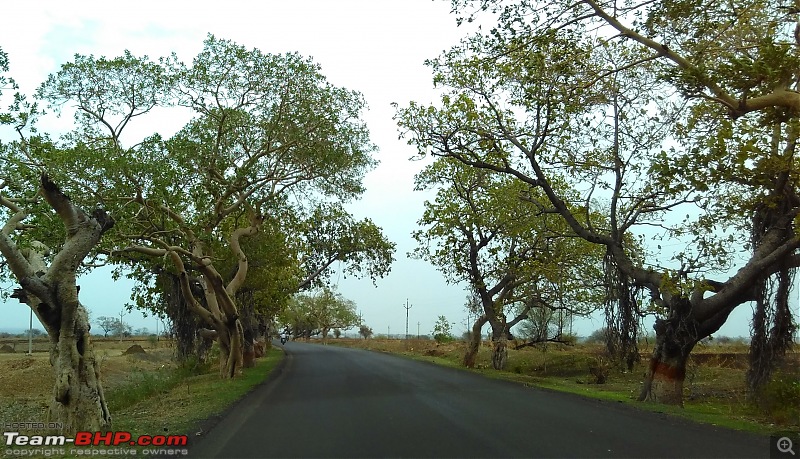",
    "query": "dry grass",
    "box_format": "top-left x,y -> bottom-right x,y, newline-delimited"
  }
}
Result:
0,337 -> 177,428
0,335 -> 284,459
